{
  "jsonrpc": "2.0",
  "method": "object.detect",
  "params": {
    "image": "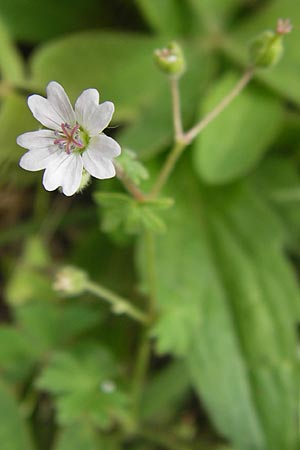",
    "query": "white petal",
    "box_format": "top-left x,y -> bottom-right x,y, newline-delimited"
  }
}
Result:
43,152 -> 83,196
76,99 -> 114,136
19,147 -> 59,171
87,134 -> 121,158
82,148 -> 116,179
28,95 -> 63,130
75,88 -> 99,128
17,130 -> 56,149
46,81 -> 76,125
